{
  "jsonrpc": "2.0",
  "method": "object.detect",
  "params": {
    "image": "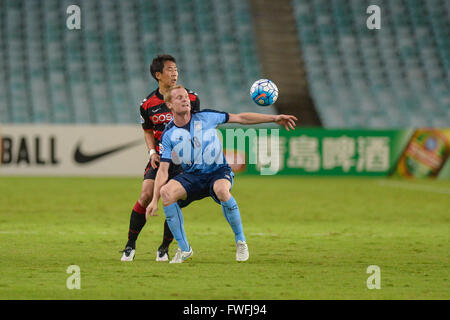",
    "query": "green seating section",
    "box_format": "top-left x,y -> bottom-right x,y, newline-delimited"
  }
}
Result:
0,0 -> 268,124
293,0 -> 449,128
